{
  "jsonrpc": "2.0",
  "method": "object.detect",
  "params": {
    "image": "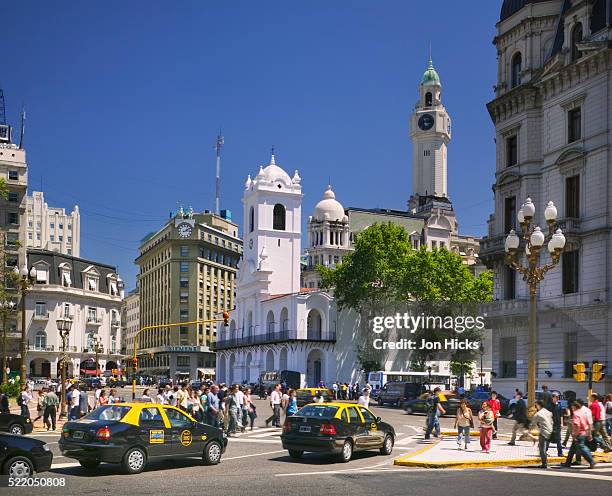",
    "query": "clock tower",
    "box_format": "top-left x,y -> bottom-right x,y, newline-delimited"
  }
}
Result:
409,58 -> 451,212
